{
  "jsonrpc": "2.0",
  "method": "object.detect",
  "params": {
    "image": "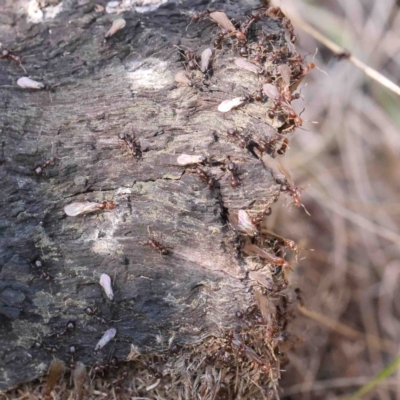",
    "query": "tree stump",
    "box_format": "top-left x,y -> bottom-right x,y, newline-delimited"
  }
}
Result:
0,1 -> 307,398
